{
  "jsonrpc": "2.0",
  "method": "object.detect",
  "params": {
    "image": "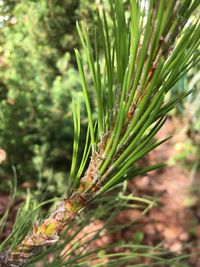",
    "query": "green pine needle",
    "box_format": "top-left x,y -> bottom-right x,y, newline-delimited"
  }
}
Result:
71,0 -> 200,191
